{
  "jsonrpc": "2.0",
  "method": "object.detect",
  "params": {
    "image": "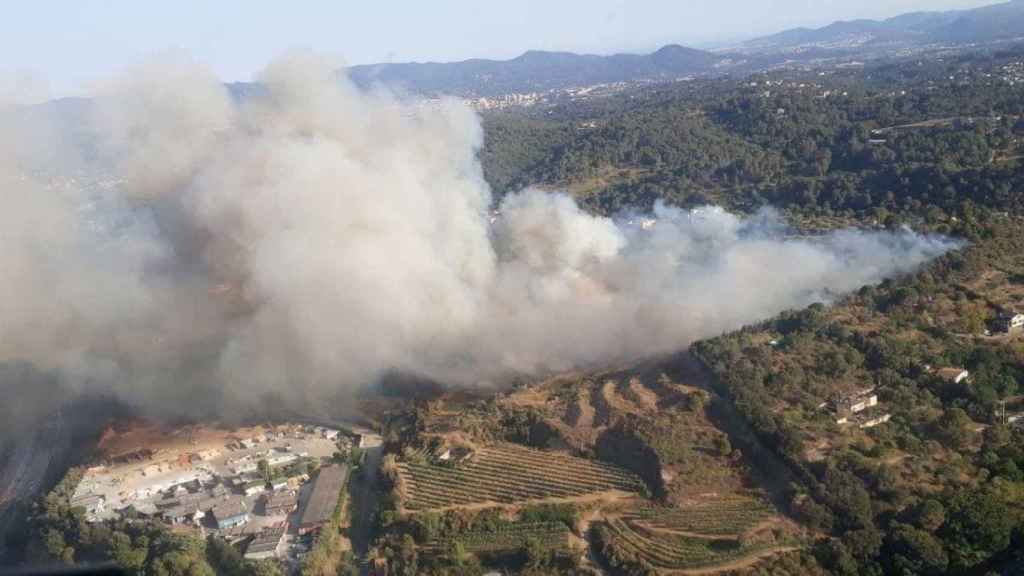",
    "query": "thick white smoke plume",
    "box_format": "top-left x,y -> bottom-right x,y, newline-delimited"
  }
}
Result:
0,53 -> 959,419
